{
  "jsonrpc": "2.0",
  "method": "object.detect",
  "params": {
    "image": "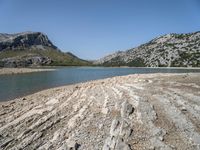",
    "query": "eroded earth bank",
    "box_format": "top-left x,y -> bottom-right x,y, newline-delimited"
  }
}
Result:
0,73 -> 200,150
